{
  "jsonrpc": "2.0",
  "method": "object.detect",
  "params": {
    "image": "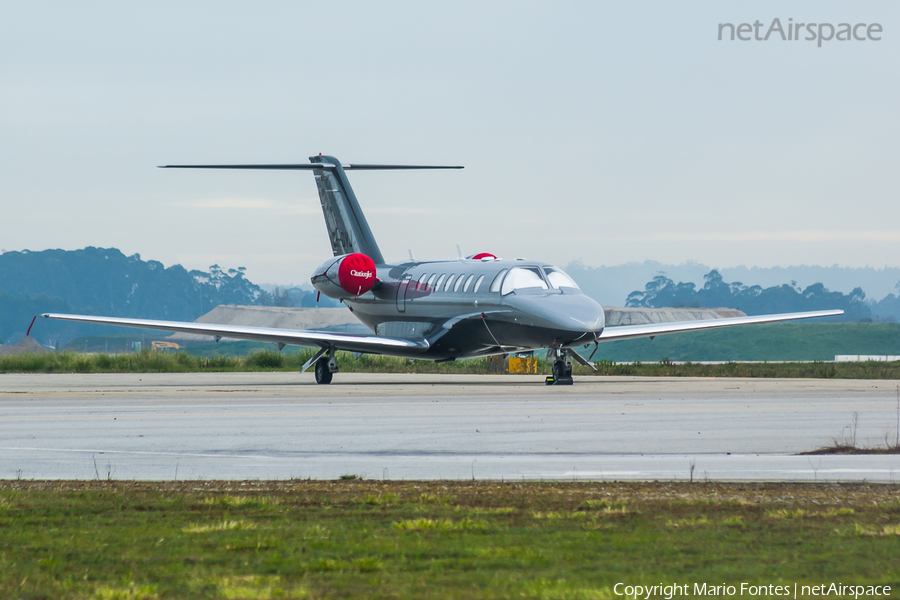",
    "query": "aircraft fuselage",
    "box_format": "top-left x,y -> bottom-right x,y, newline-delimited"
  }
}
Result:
312,256 -> 606,361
